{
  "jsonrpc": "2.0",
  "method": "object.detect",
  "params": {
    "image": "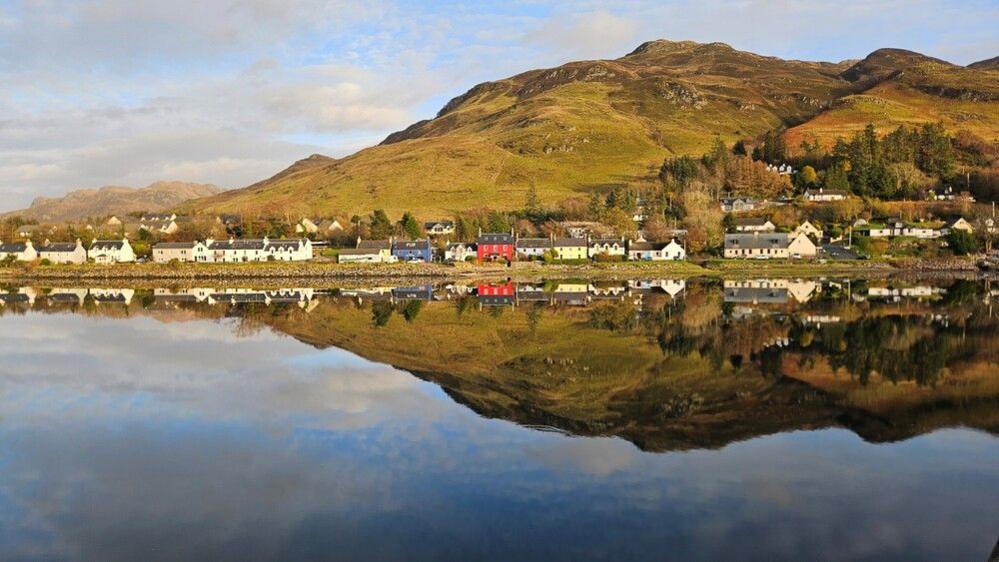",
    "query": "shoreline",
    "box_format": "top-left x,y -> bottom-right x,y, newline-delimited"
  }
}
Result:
0,257 -> 989,285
